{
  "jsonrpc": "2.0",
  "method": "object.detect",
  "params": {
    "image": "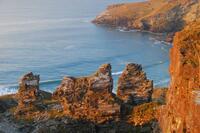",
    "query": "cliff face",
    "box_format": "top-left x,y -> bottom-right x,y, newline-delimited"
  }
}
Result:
160,20 -> 200,133
93,0 -> 200,40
